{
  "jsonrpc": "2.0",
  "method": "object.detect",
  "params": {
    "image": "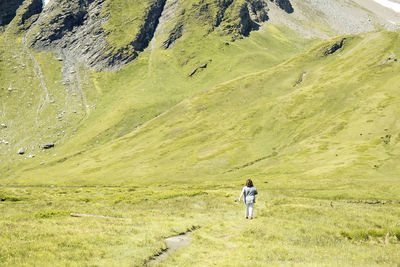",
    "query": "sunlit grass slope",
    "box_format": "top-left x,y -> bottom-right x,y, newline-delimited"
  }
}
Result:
0,22 -> 312,177
0,32 -> 98,164
1,178 -> 399,265
1,24 -> 400,267
7,31 -> 400,193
